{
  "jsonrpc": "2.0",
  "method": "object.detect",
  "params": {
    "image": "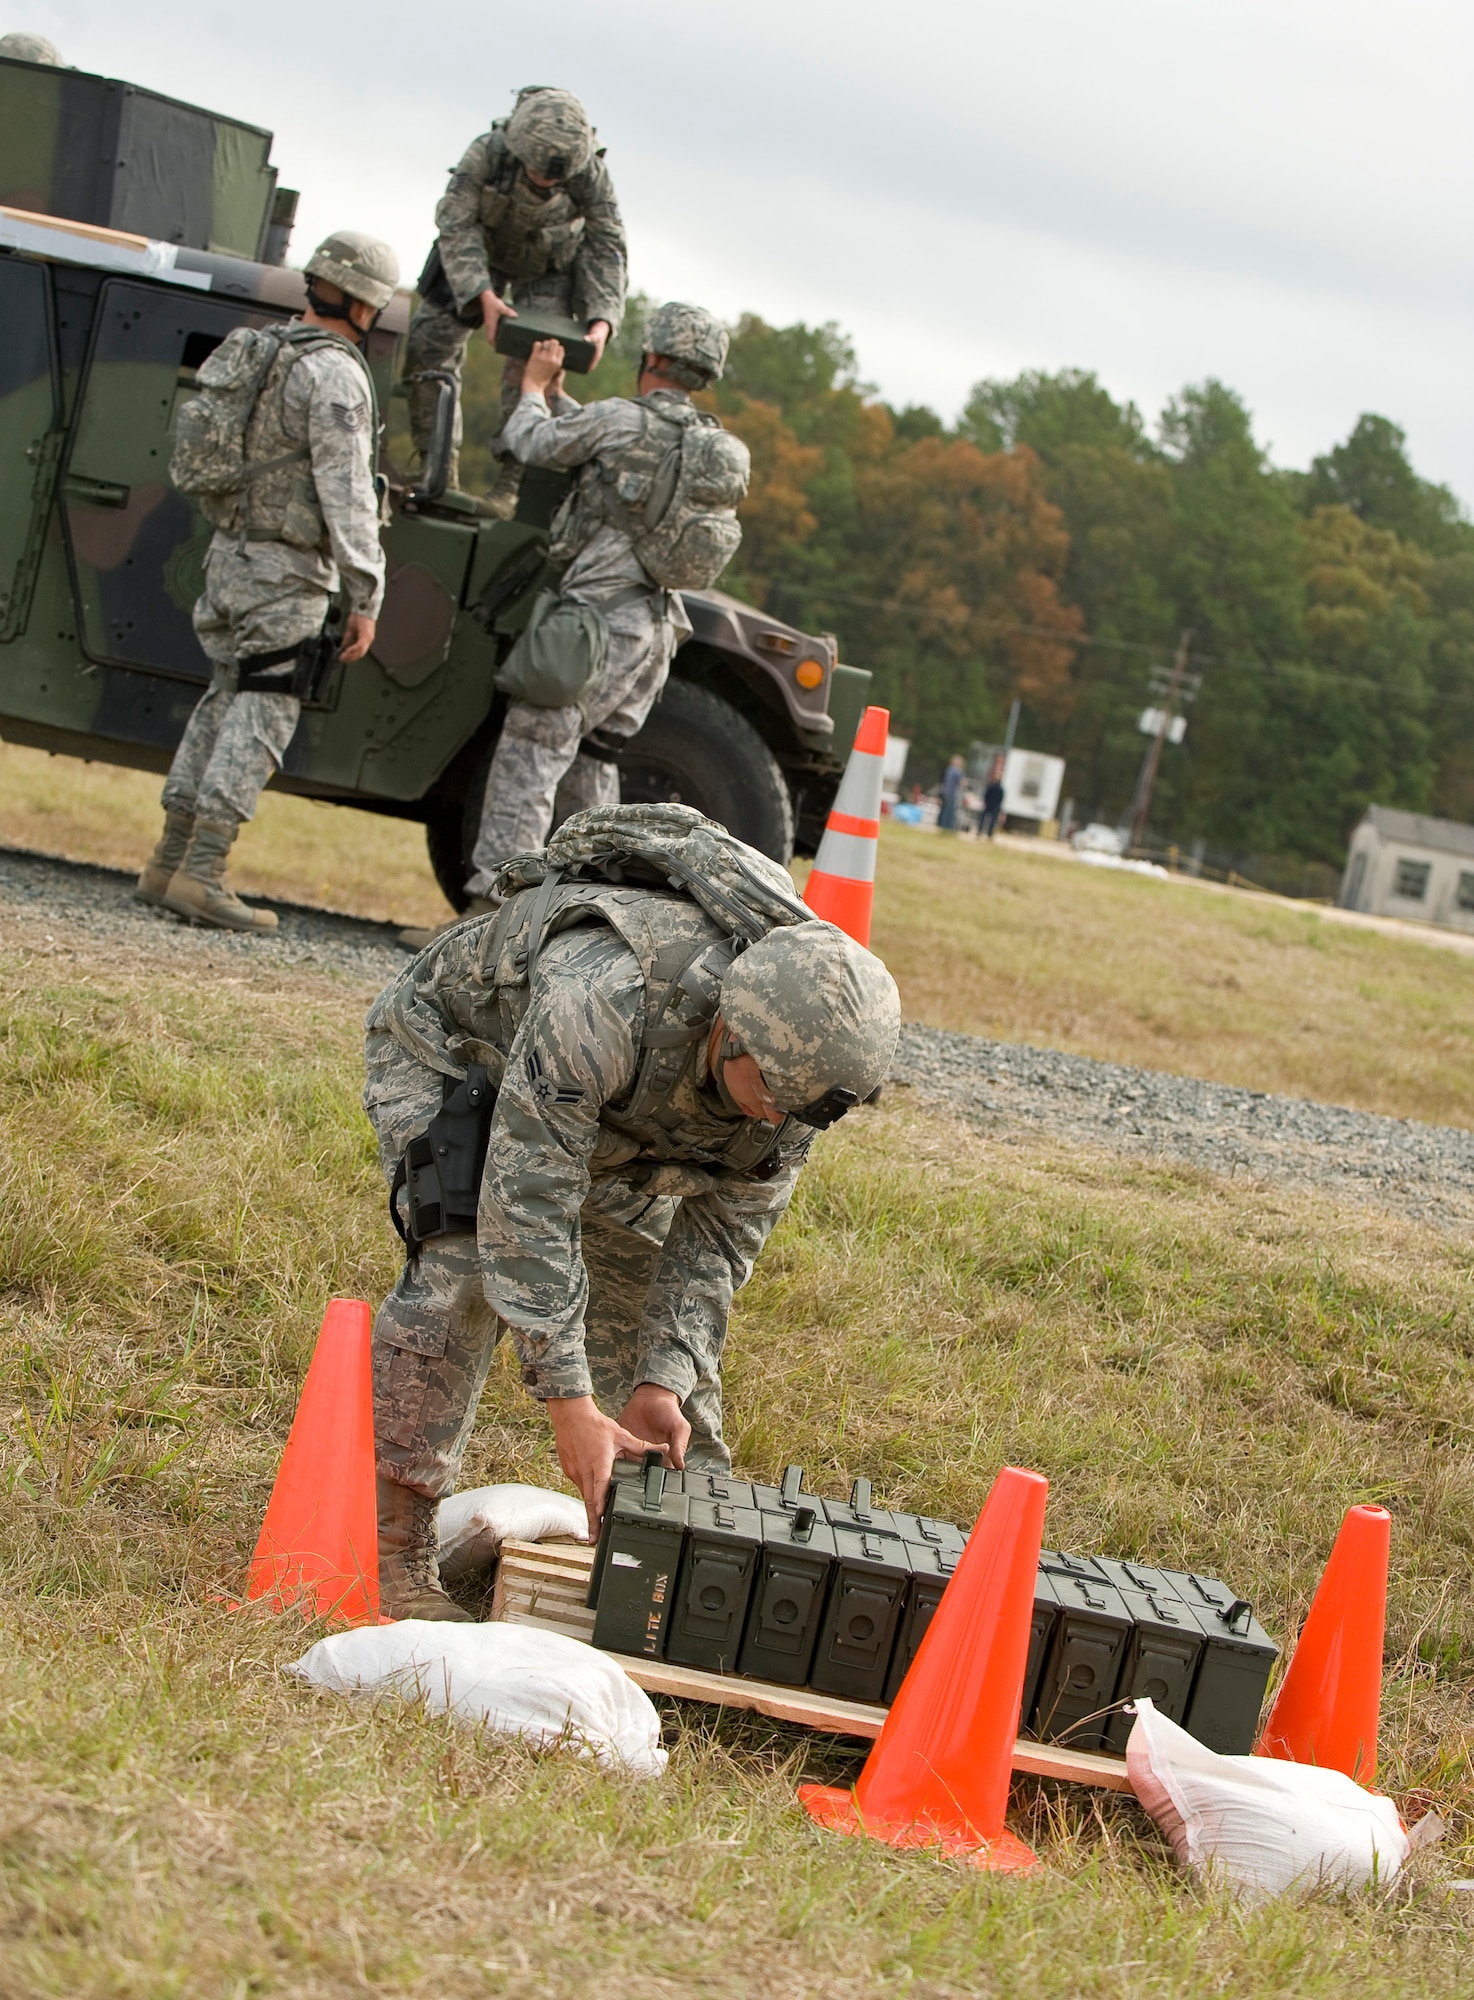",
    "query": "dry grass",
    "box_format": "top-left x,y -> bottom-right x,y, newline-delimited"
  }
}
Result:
1,929 -> 1472,1995
862,826 -> 1474,1127
7,742 -> 1474,1126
